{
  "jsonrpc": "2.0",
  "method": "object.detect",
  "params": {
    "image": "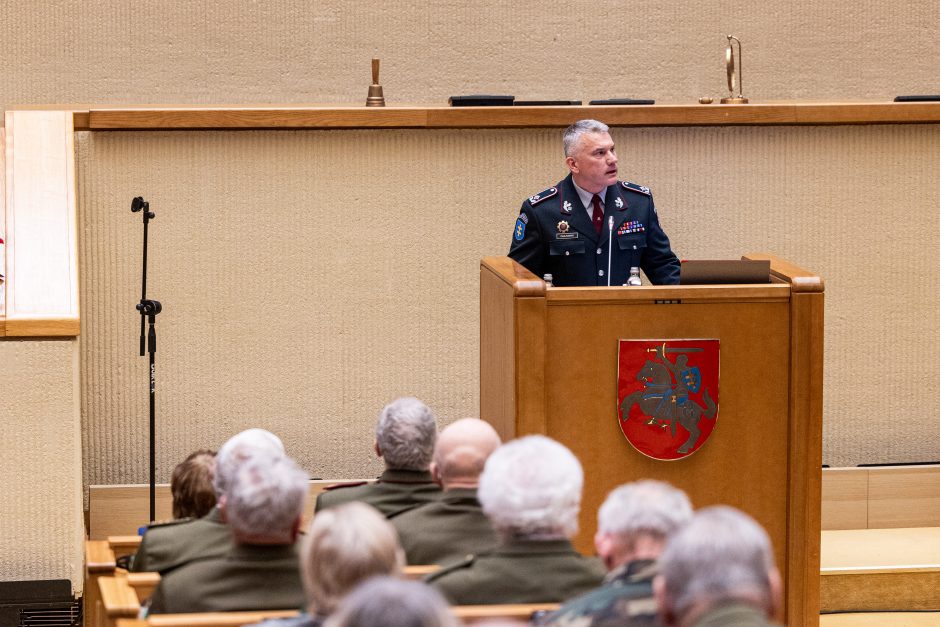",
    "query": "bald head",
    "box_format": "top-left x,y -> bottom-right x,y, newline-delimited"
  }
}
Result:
431,419 -> 501,490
